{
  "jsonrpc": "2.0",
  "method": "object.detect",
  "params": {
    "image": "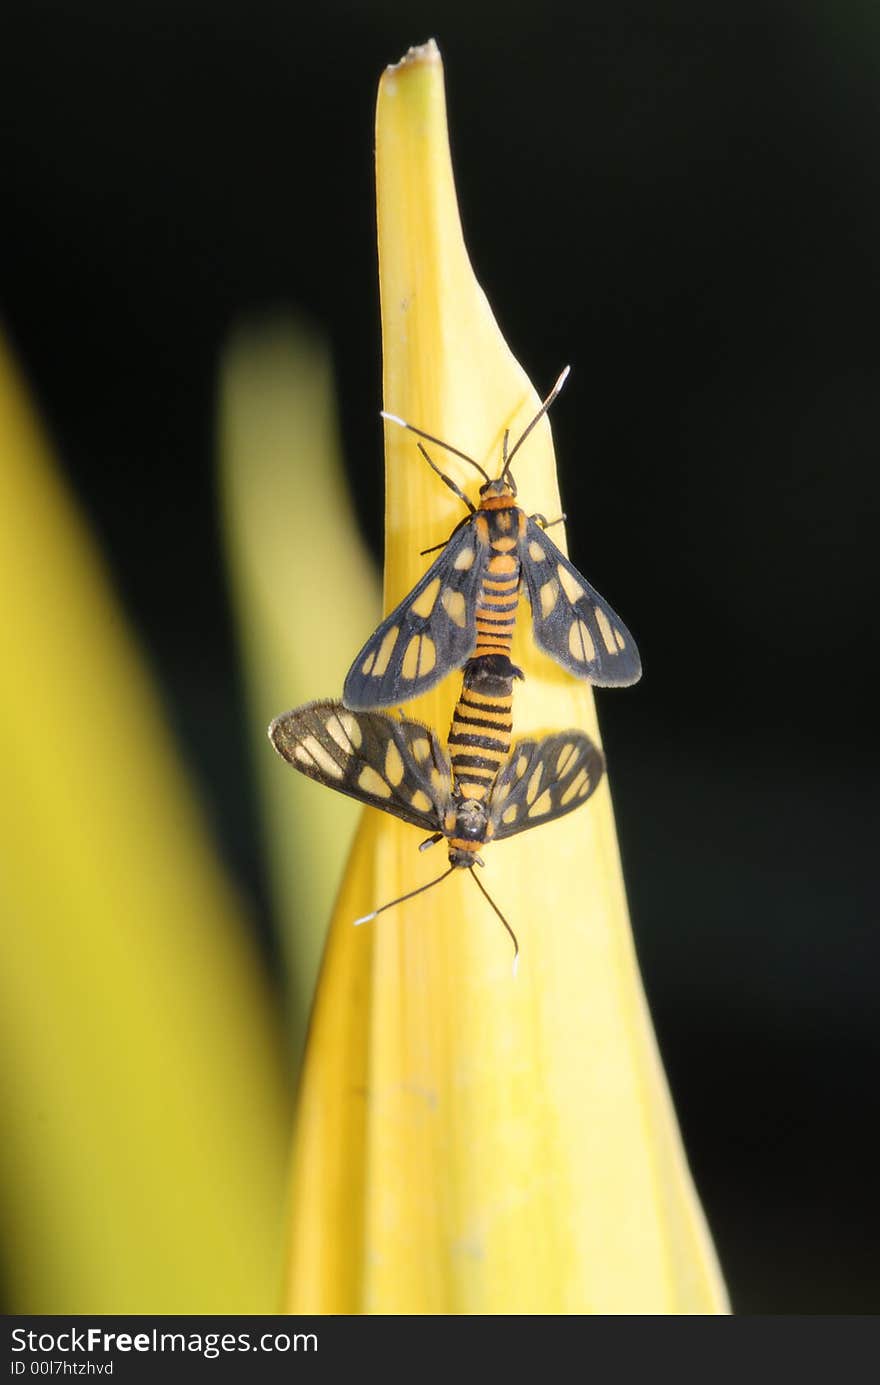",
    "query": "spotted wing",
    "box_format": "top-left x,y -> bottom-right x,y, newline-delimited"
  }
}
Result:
342,519 -> 488,708
519,518 -> 642,686
269,700 -> 453,830
486,730 -> 605,840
